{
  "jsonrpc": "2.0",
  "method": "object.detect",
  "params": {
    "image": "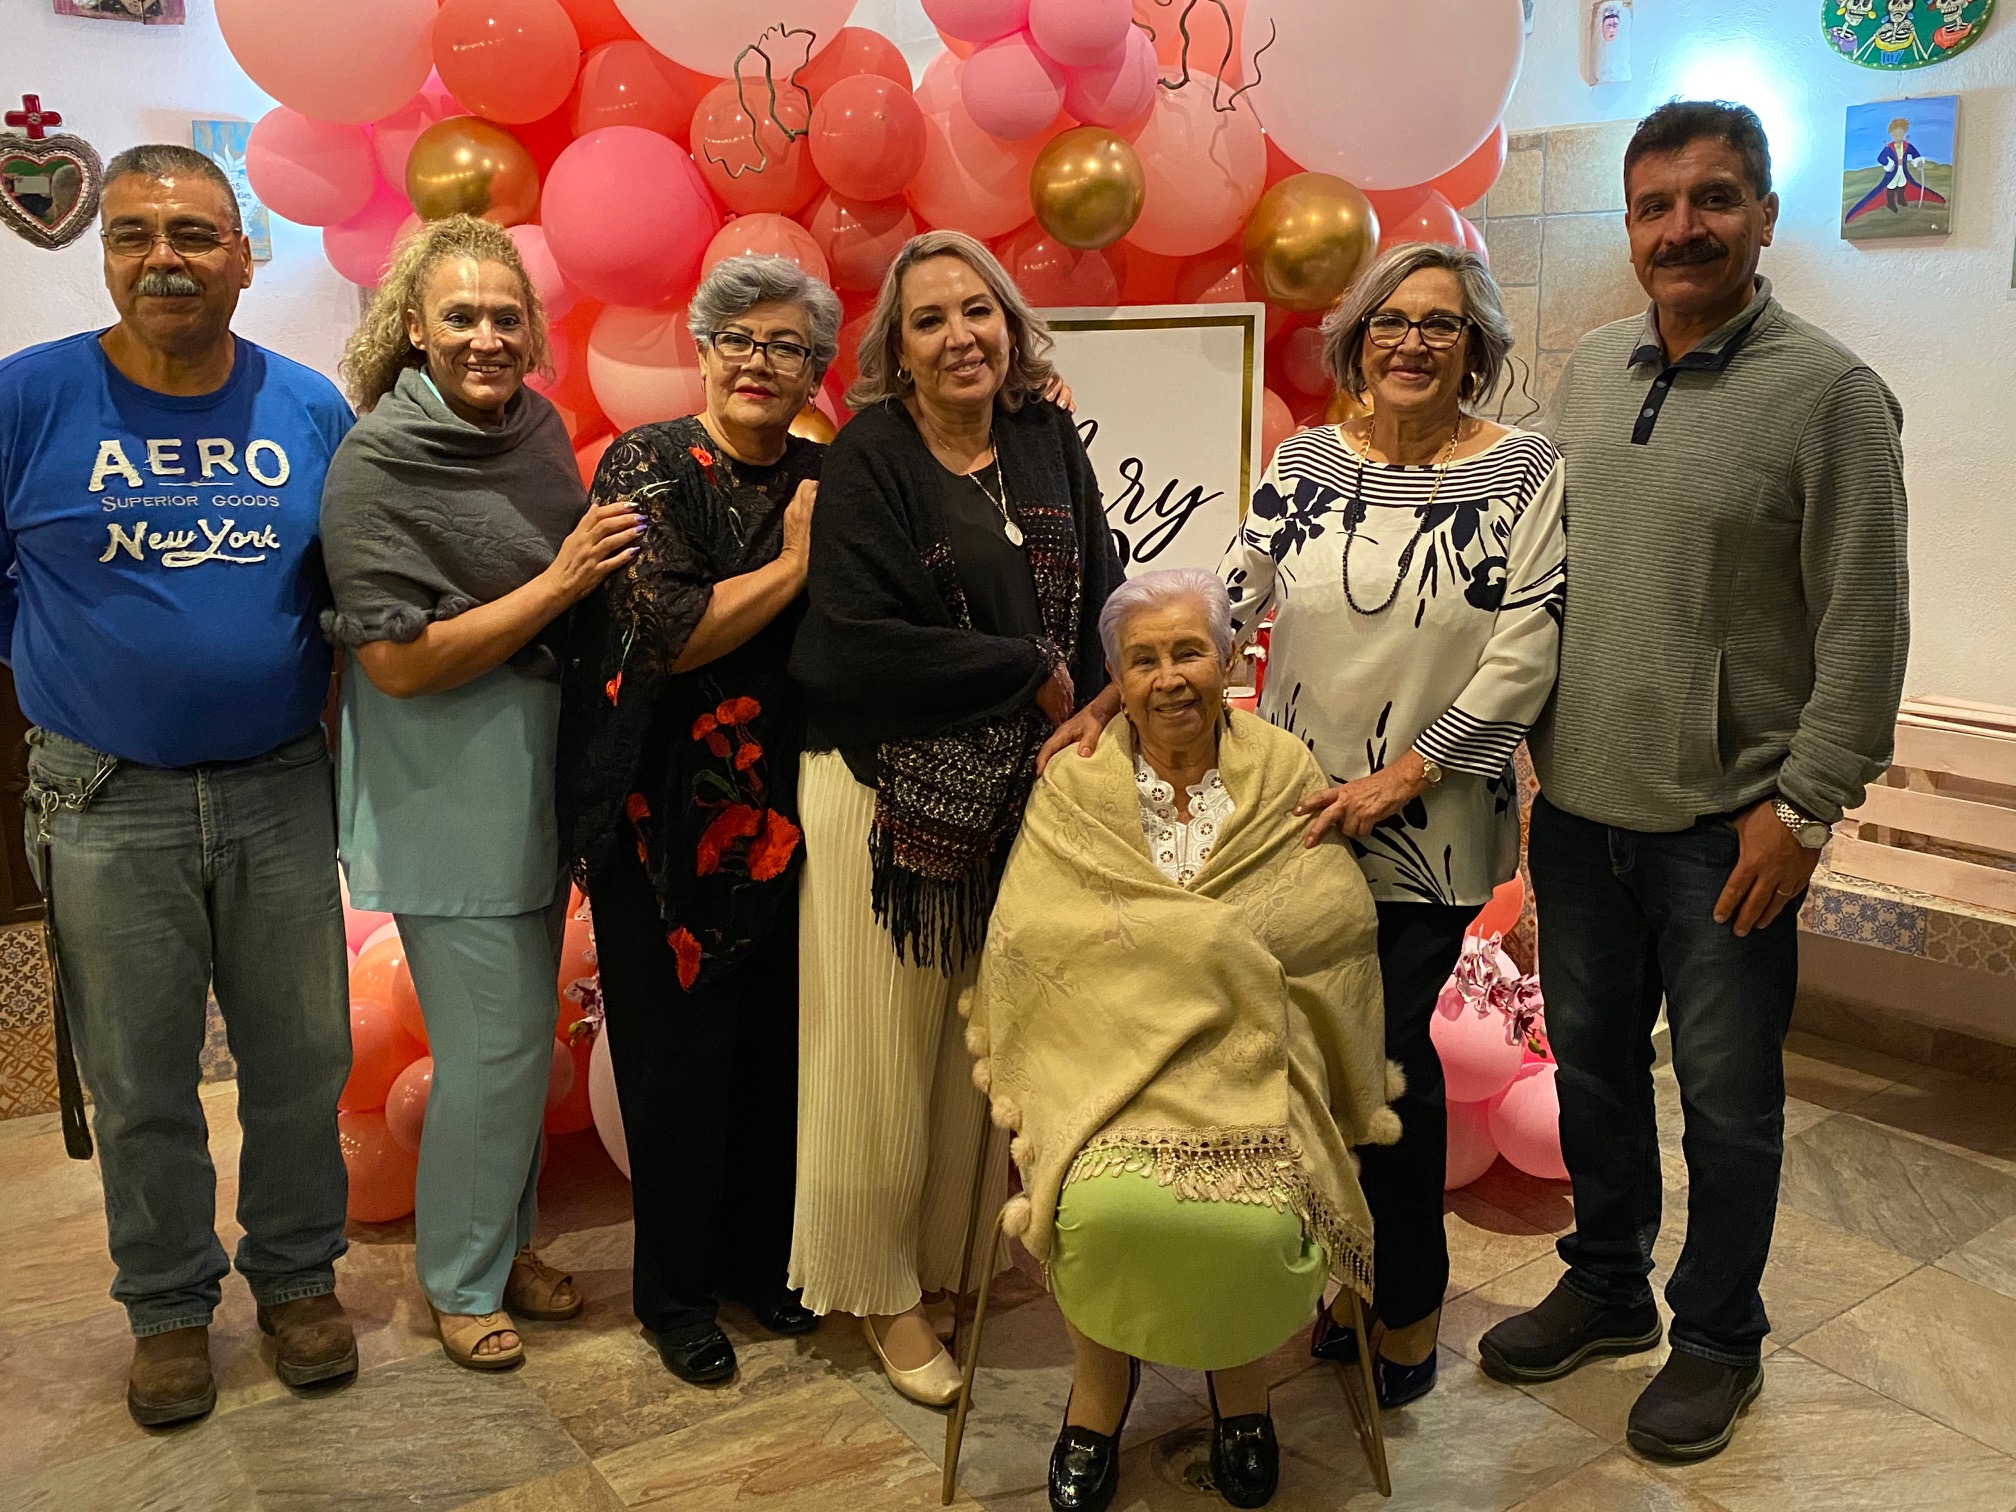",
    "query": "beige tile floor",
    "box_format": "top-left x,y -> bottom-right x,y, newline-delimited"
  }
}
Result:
3,1030 -> 2014,1512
